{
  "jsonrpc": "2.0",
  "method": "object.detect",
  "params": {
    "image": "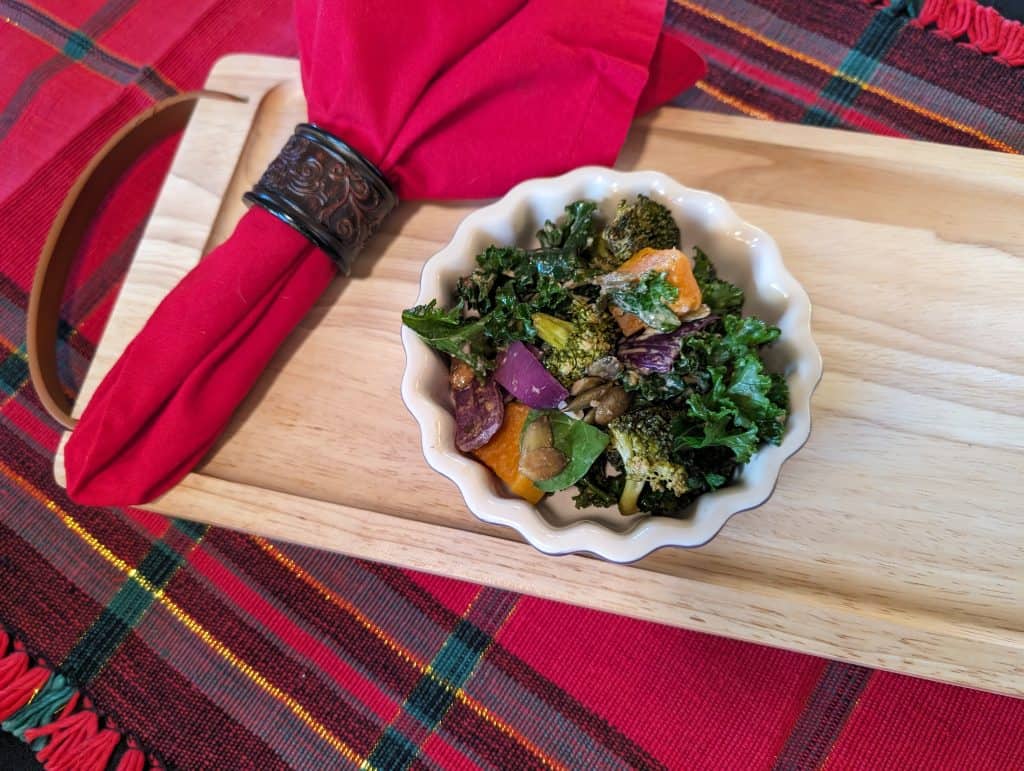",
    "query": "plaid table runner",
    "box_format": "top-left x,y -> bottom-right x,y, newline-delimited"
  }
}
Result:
1,1 -> 1023,769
